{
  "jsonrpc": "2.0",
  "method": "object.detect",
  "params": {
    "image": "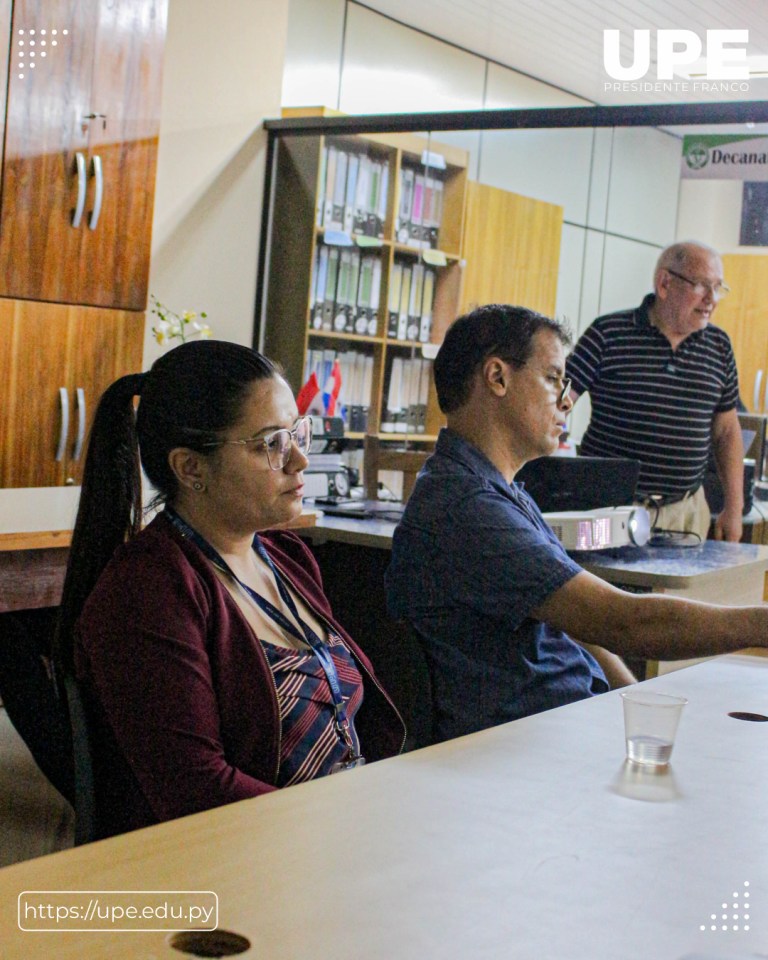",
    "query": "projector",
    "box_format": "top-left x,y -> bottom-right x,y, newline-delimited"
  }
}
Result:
543,506 -> 651,551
